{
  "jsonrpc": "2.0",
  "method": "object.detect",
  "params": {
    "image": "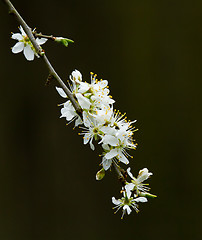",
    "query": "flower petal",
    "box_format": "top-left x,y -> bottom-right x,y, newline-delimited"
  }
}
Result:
102,158 -> 112,170
135,197 -> 148,203
19,26 -> 26,36
84,133 -> 91,145
105,149 -> 118,159
75,117 -> 82,127
101,135 -> 119,146
11,33 -> 23,41
23,45 -> 34,61
137,168 -> 153,183
75,93 -> 91,110
127,167 -> 135,180
97,80 -> 108,88
36,38 -> 48,45
12,42 -> 24,53
56,87 -> 67,98
112,197 -> 121,206
102,144 -> 110,151
70,69 -> 82,82
117,152 -> 129,164
123,205 -> 132,215
78,82 -> 90,93
89,137 -> 95,150
125,183 -> 134,198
